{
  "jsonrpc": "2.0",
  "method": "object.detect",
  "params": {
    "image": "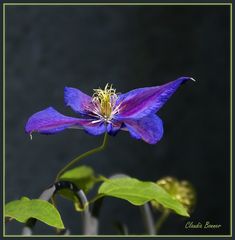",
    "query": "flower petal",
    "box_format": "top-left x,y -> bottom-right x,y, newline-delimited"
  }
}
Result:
116,77 -> 193,119
107,121 -> 123,136
25,107 -> 106,135
123,114 -> 163,144
64,87 -> 92,115
70,121 -> 106,136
